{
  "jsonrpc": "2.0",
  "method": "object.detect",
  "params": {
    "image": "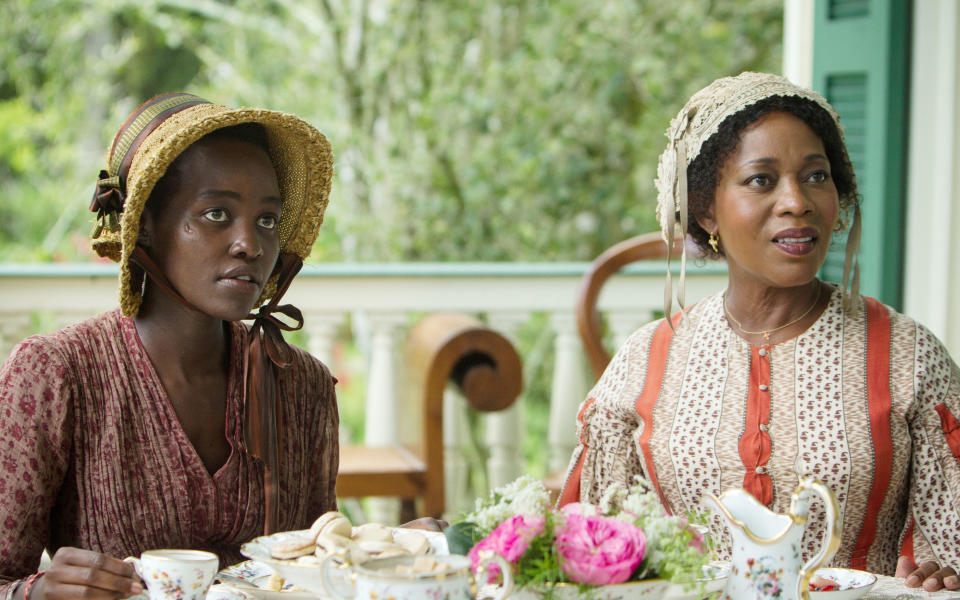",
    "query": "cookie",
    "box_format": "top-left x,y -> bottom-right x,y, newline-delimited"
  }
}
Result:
270,536 -> 316,560
316,532 -> 370,564
353,523 -> 393,543
308,511 -> 352,541
355,540 -> 404,555
263,573 -> 284,591
393,530 -> 431,555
